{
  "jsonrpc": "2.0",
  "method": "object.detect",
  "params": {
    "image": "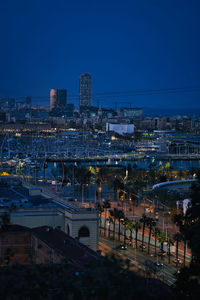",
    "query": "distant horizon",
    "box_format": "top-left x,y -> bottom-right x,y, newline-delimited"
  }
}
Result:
30,100 -> 200,117
2,85 -> 200,113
